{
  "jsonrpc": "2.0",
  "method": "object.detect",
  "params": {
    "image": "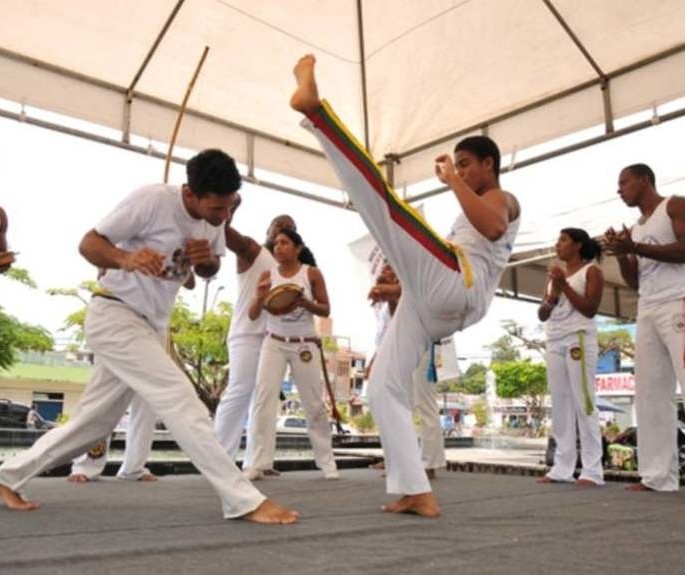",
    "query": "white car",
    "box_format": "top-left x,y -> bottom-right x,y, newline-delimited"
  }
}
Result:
276,416 -> 308,434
